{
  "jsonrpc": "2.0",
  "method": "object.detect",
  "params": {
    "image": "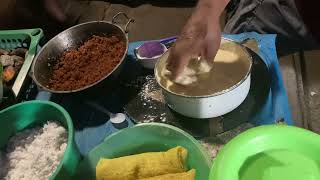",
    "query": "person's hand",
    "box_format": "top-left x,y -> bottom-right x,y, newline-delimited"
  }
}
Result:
166,0 -> 229,79
167,13 -> 221,78
43,0 -> 66,22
